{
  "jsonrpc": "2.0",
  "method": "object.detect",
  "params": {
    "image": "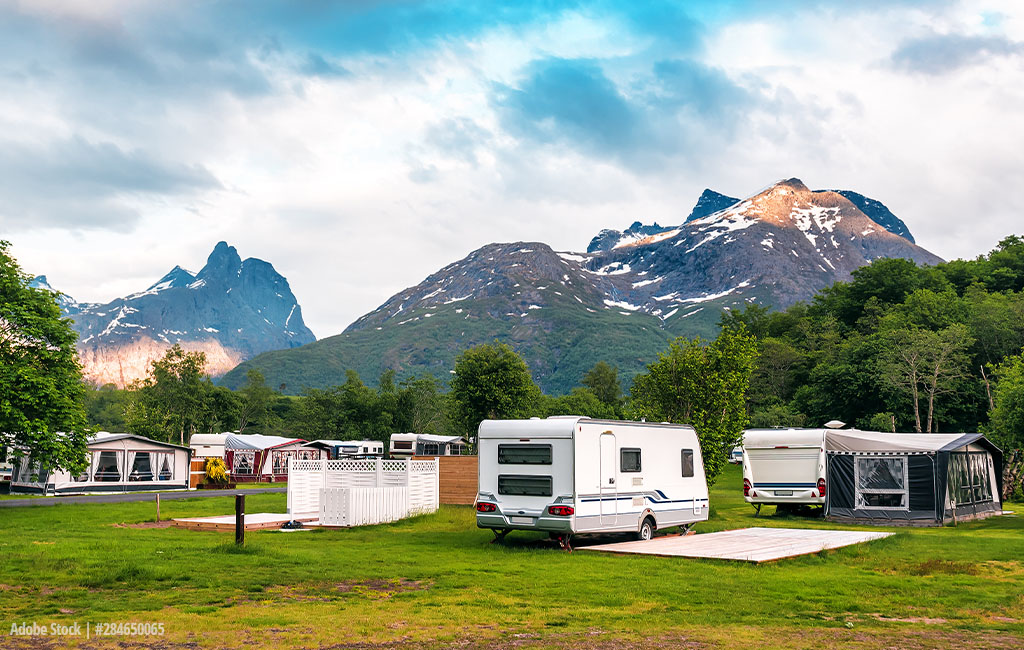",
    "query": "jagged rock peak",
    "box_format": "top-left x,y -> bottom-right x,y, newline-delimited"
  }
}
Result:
146,265 -> 196,292
587,221 -> 674,253
685,189 -> 740,222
